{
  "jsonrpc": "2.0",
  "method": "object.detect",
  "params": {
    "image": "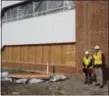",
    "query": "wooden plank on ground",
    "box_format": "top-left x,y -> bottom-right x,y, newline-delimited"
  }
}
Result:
9,74 -> 51,79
